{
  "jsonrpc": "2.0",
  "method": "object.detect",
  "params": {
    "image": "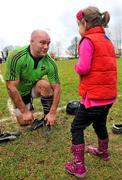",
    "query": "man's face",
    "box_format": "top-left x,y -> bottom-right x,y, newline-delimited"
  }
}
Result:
31,33 -> 51,57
